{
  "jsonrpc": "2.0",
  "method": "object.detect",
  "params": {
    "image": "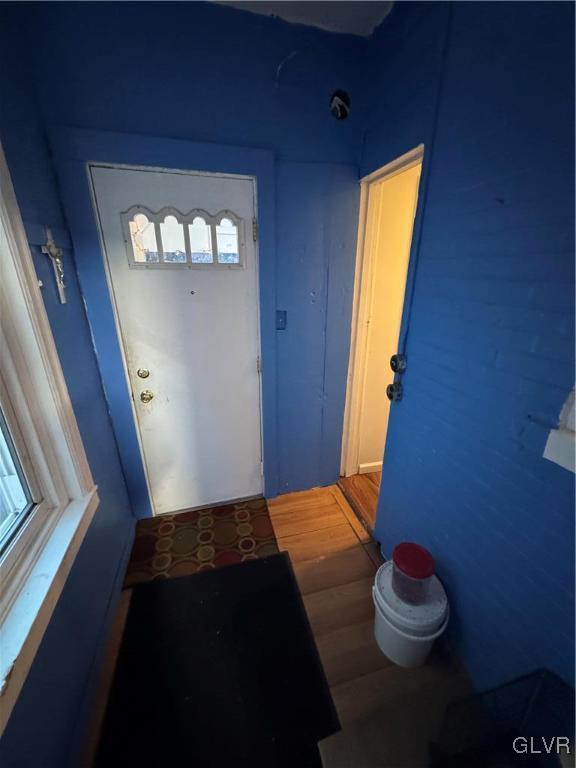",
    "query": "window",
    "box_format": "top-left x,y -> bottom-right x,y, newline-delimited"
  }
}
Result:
129,213 -> 159,263
0,145 -> 98,734
123,206 -> 244,268
0,409 -> 33,552
160,214 -> 186,263
216,216 -> 240,264
189,216 -> 213,264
